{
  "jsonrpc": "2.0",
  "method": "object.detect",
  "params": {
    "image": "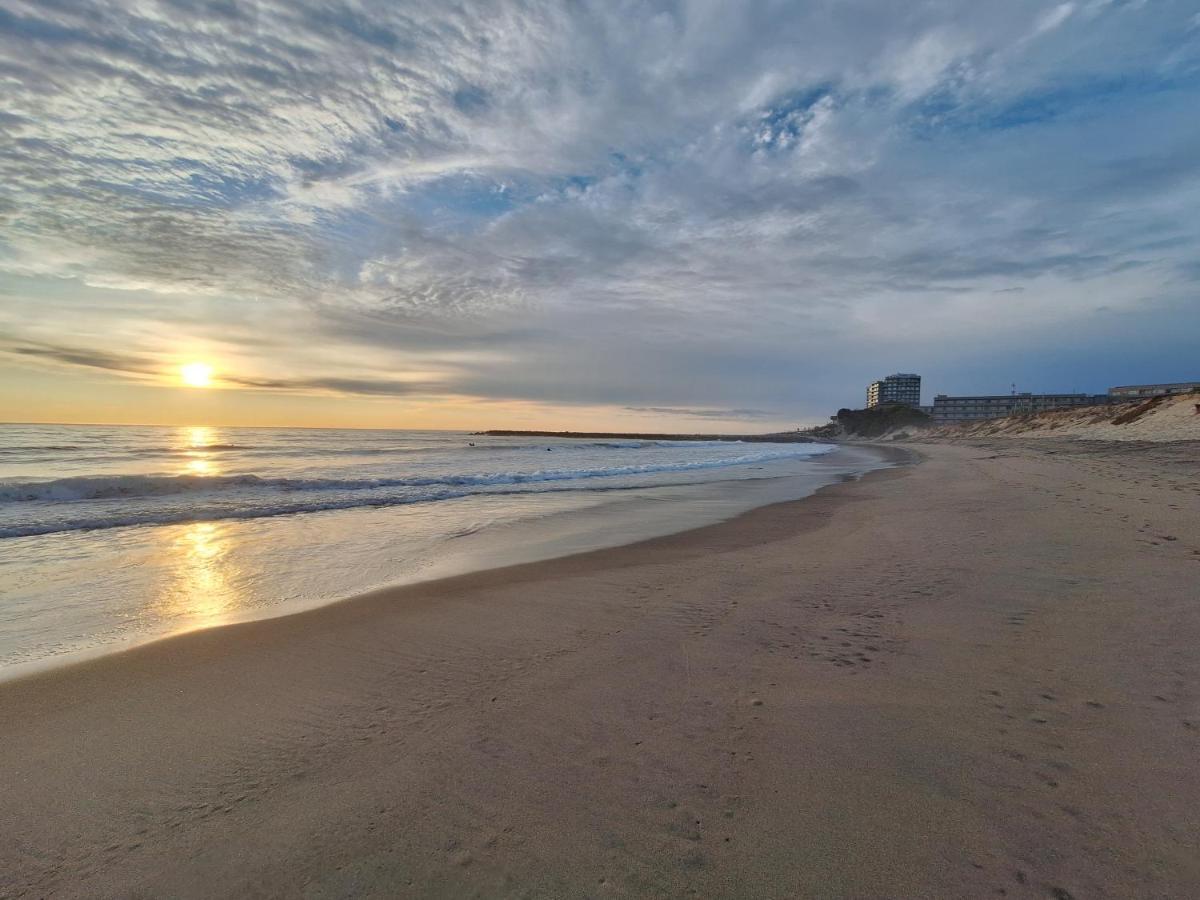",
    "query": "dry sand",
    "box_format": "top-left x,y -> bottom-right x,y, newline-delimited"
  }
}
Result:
926,390 -> 1200,442
2,440 -> 1199,898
